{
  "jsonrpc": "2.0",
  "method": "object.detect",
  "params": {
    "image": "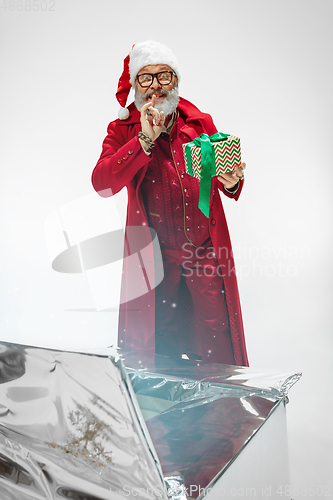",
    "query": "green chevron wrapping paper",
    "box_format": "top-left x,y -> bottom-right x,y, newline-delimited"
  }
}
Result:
182,132 -> 241,217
